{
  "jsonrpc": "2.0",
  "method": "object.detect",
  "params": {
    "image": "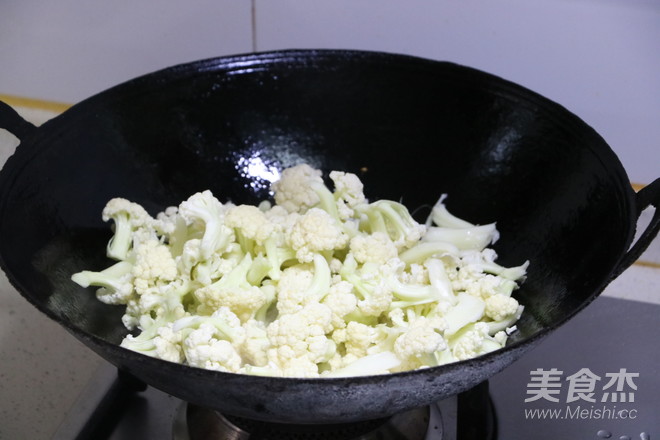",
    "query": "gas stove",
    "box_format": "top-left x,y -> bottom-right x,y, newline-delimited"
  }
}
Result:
50,296 -> 658,440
